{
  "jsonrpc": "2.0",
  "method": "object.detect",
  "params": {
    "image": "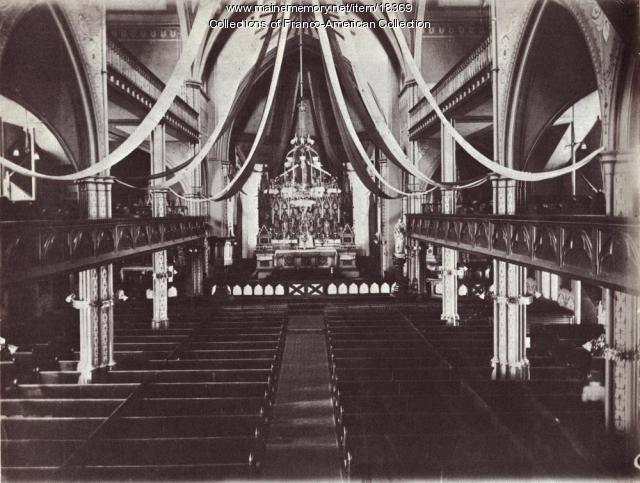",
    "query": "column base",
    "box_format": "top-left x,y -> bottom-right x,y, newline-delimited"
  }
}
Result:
77,363 -> 95,385
491,358 -> 530,380
152,319 -> 170,330
441,314 -> 460,326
